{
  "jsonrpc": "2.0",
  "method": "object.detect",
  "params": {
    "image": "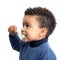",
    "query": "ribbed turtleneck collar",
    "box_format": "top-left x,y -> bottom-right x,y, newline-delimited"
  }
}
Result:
29,38 -> 48,47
